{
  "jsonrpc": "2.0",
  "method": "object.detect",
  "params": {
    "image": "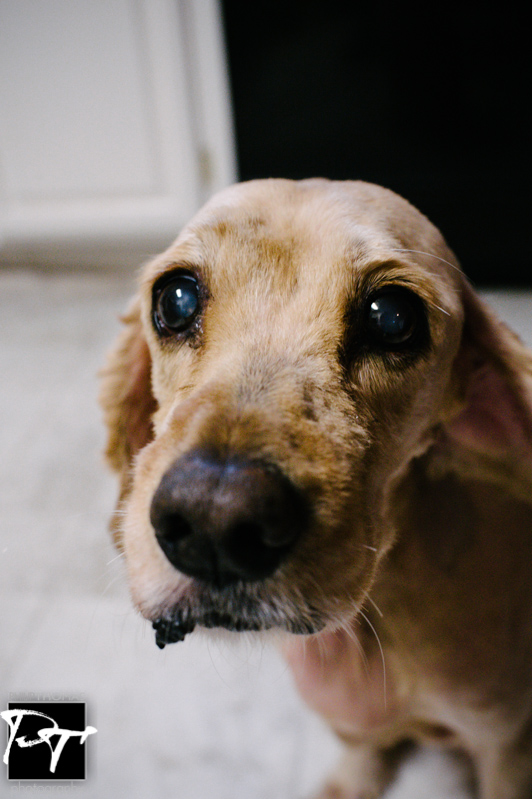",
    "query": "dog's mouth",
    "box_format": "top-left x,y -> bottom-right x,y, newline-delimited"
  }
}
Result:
150,578 -> 325,649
